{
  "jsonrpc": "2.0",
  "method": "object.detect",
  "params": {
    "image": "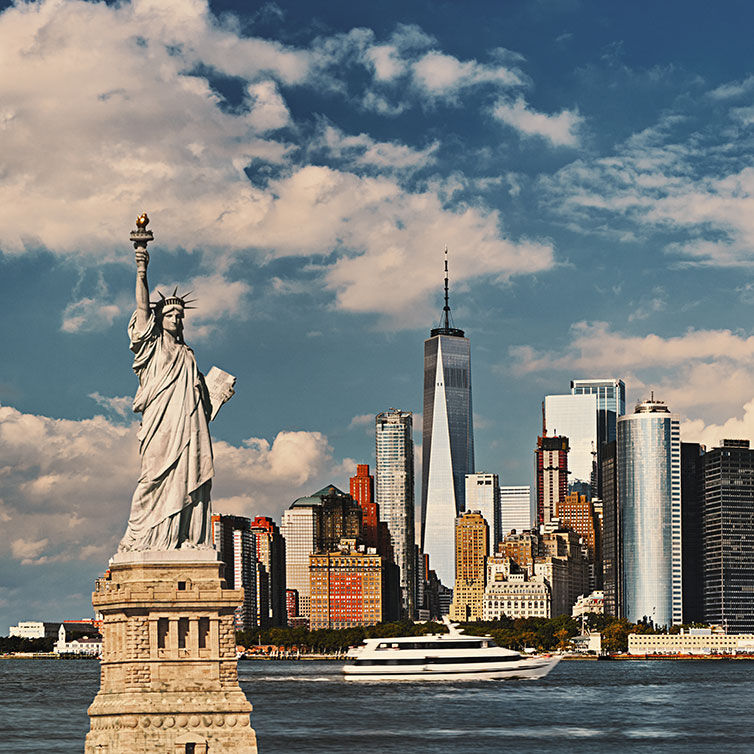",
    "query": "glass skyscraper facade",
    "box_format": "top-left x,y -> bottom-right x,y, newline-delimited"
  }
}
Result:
618,399 -> 681,627
571,378 -> 626,497
681,443 -> 705,624
544,393 -> 598,493
375,409 -> 416,618
421,329 -> 474,589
